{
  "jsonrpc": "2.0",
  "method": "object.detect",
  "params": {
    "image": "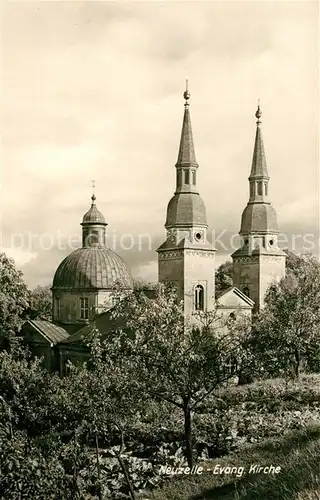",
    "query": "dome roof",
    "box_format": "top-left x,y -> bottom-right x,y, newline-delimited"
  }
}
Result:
82,195 -> 106,225
165,193 -> 207,228
52,247 -> 133,290
240,203 -> 278,234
